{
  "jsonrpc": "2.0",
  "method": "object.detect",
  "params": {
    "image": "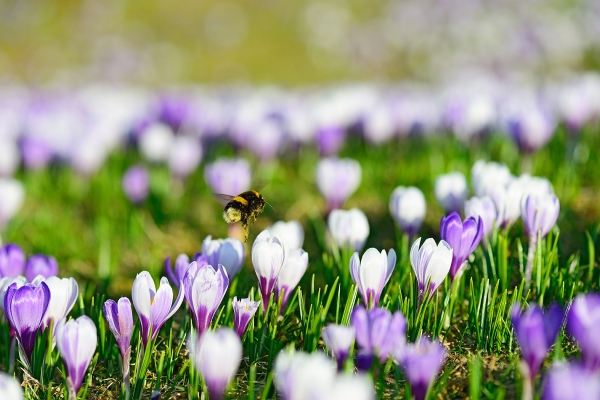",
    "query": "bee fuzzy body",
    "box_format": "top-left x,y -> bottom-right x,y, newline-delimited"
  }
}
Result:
222,190 -> 266,242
